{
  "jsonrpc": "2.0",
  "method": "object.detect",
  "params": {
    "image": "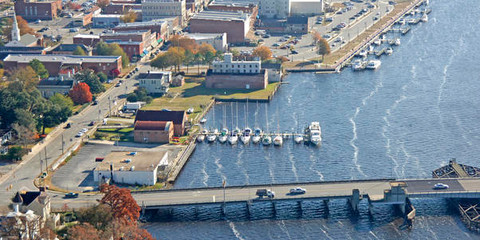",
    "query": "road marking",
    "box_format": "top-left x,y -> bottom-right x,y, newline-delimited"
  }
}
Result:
213,195 -> 216,202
